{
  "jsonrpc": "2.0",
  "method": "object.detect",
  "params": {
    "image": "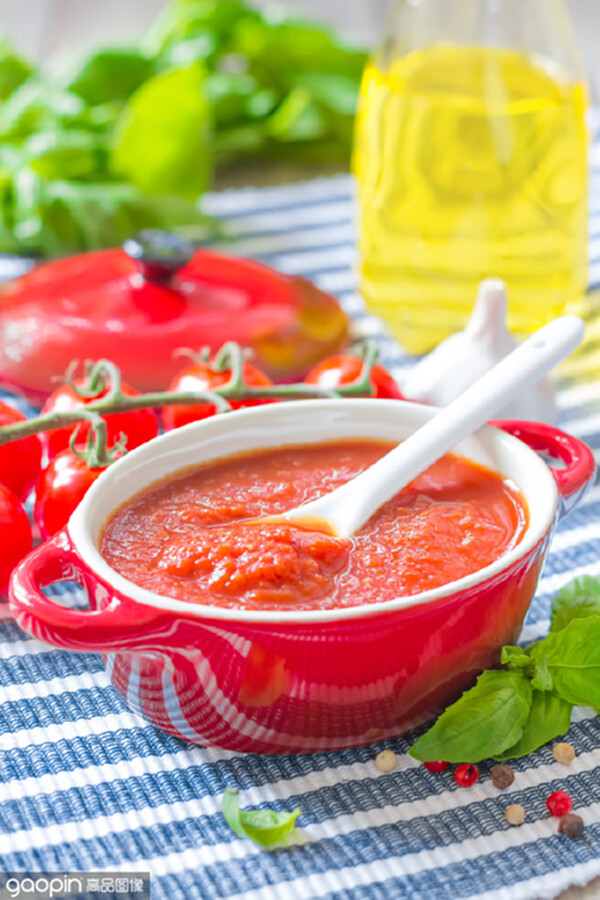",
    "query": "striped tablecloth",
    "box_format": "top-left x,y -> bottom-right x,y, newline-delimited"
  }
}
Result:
0,132 -> 599,900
